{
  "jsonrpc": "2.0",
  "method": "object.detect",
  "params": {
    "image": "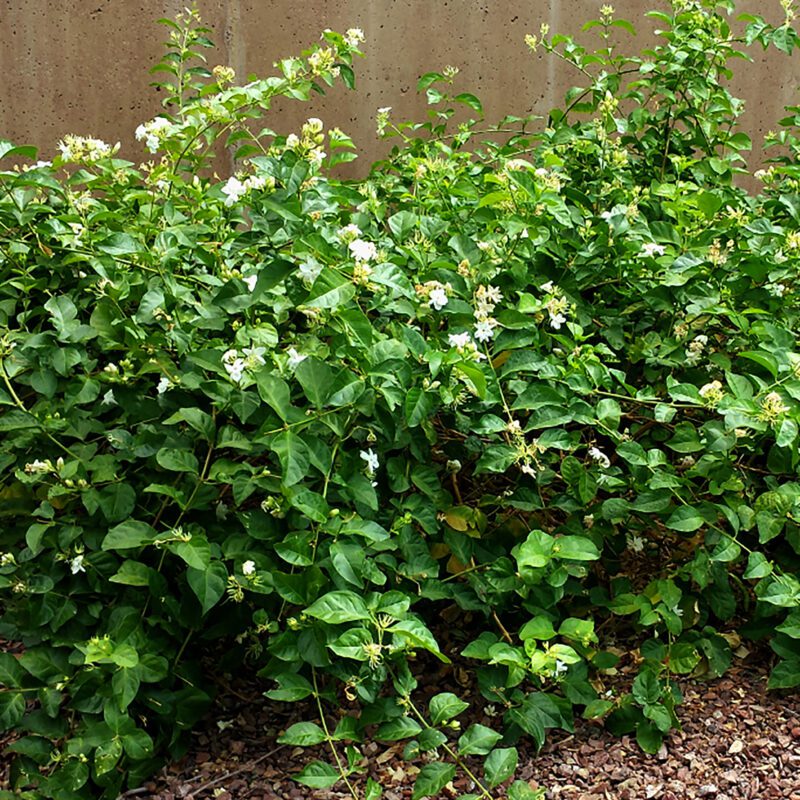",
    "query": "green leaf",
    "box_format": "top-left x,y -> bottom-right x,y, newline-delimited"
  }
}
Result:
404,388 -> 435,427
94,737 -> 123,776
552,535 -> 600,561
709,537 -> 741,563
668,642 -> 700,674
294,761 -> 339,789
295,357 -> 333,408
112,667 -> 141,710
508,780 -> 542,800
0,652 -> 25,687
156,448 -> 199,474
255,372 -> 294,422
305,269 -> 356,309
102,520 -> 158,550
110,560 -> 153,586
412,762 -> 456,800
270,429 -> 310,487
186,561 -> 228,615
375,716 -> 423,741
390,619 -> 450,663
265,673 -> 314,702
744,552 -> 772,580
97,483 -> 137,523
636,720 -> 663,754
305,590 -> 371,624
0,693 -> 26,731
484,746 -> 518,788
514,529 -> 555,569
458,723 -> 503,756
768,659 -> 800,689
665,507 -> 705,533
122,728 -> 154,760
278,721 -> 326,746
429,692 -> 470,726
